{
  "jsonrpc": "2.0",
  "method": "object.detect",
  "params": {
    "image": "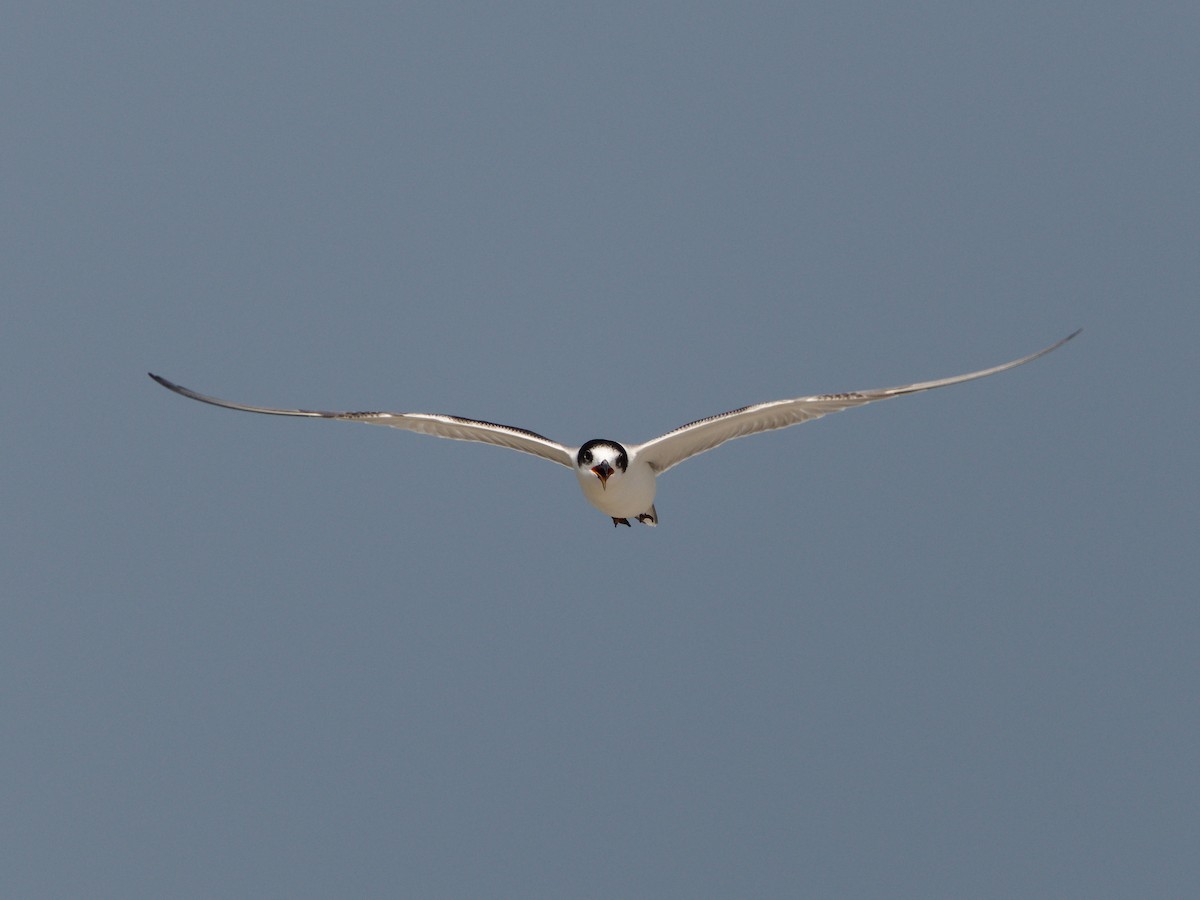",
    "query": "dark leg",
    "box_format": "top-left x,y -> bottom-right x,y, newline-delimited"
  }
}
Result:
611,517 -> 631,527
